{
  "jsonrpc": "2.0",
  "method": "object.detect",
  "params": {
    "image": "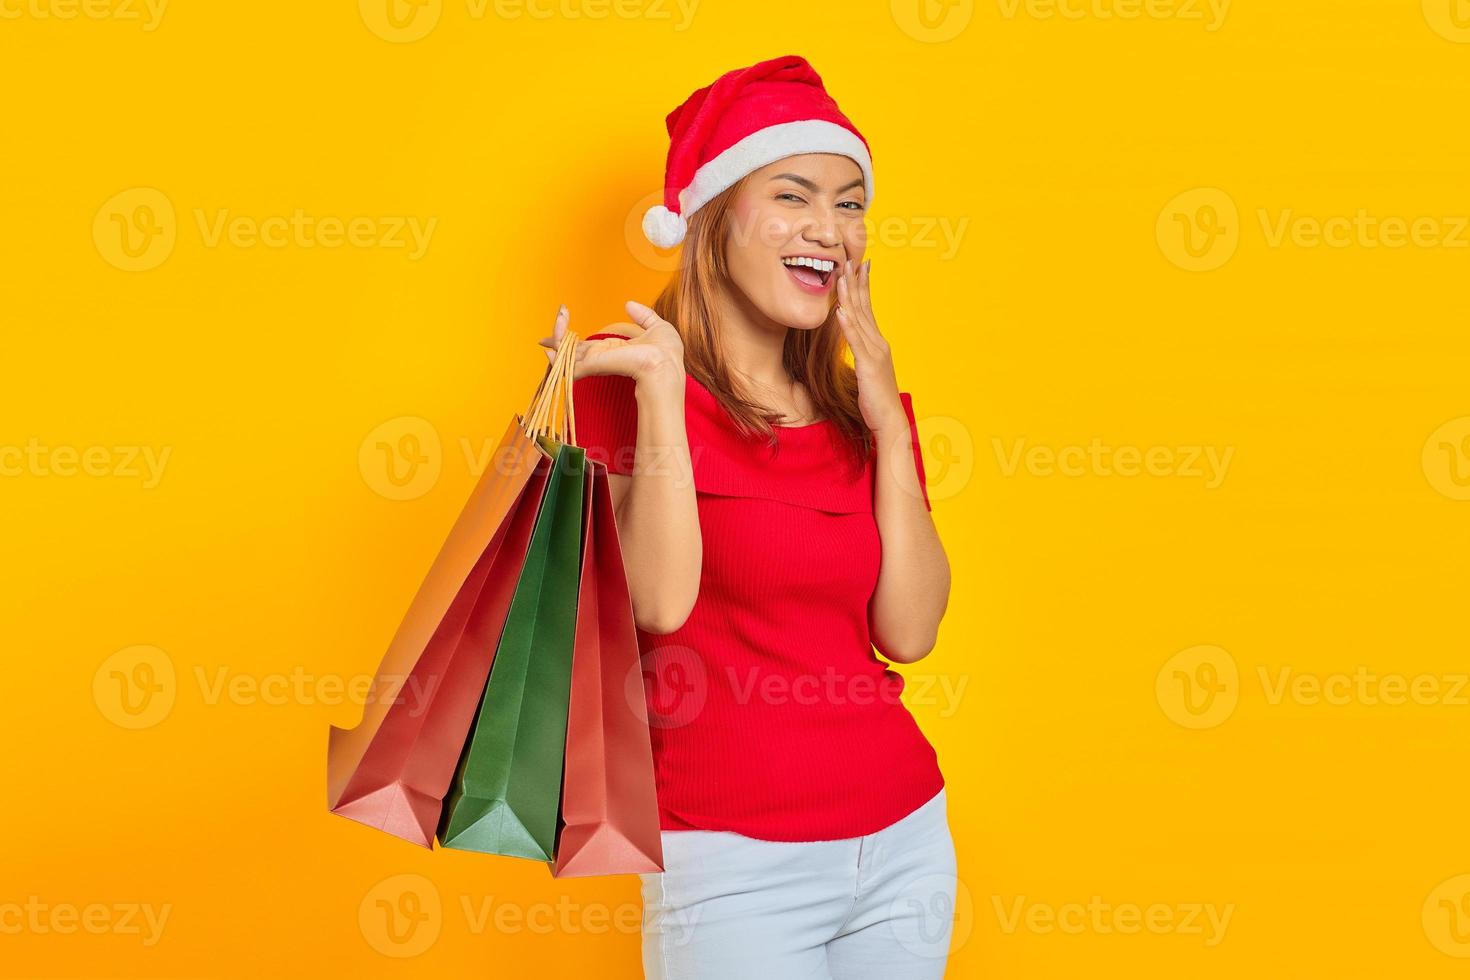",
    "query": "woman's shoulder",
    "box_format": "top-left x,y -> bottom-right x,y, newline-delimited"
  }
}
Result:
575,330 -> 706,407
584,325 -> 644,343
570,329 -> 697,476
